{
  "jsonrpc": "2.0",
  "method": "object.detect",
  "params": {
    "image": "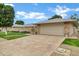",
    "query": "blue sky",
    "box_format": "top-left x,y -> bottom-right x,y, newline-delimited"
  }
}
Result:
4,3 -> 79,24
